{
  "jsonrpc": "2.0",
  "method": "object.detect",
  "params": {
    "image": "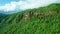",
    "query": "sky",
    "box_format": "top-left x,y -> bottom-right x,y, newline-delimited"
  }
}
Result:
0,0 -> 19,6
0,0 -> 60,14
